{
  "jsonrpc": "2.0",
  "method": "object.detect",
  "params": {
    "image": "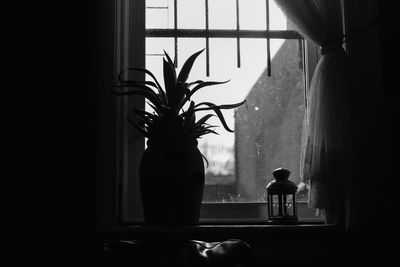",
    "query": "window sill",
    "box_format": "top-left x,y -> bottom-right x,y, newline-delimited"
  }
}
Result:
94,222 -> 339,243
